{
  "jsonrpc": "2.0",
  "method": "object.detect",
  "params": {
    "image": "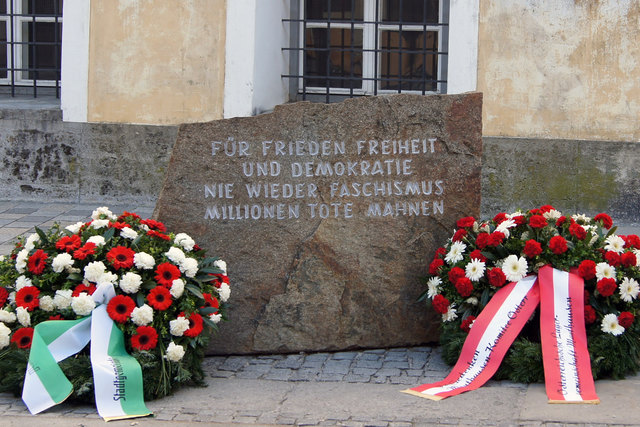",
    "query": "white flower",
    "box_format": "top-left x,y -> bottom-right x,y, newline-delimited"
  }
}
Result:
445,241 -> 466,265
480,223 -> 491,233
619,277 -> 640,303
209,313 -> 222,323
24,233 -> 40,251
219,283 -> 231,302
604,235 -> 626,254
39,295 -> 55,312
175,233 -> 195,252
503,255 -> 528,282
0,255 -> 4,262
571,214 -> 591,224
71,293 -> 96,316
120,227 -> 138,240
166,247 -> 186,265
86,235 -> 106,246
601,313 -> 624,336
15,249 -> 28,273
52,252 -> 74,273
131,304 -> 154,326
214,259 -> 228,275
170,278 -> 185,298
54,289 -> 73,310
134,252 -> 156,270
595,262 -> 616,281
427,276 -> 442,298
179,257 -> 199,278
90,219 -> 110,229
0,309 -> 16,323
8,292 -> 14,305
465,259 -> 486,282
169,316 -> 190,336
97,271 -> 118,287
543,209 -> 562,221
495,219 -> 517,238
91,206 -> 117,220
635,249 -> 640,267
0,323 -> 11,349
165,342 -> 185,362
466,296 -> 479,306
15,275 -> 33,291
84,261 -> 106,282
442,304 -> 458,322
65,221 -> 85,234
16,306 -> 30,327
119,272 -> 142,293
